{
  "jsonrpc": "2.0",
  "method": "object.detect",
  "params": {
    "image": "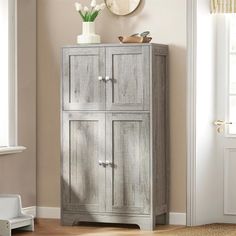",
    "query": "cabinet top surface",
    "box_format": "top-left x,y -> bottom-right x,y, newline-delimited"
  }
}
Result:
62,43 -> 168,49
